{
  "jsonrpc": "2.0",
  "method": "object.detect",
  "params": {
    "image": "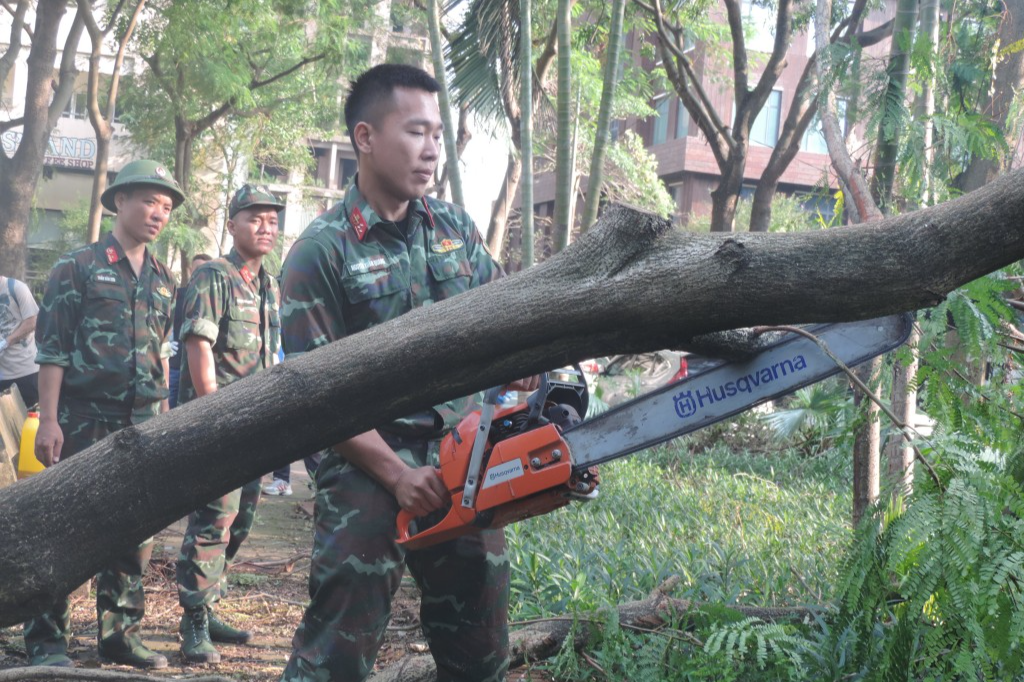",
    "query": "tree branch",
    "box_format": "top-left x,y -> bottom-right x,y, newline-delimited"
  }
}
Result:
46,8 -> 85,129
3,176 -> 1024,622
